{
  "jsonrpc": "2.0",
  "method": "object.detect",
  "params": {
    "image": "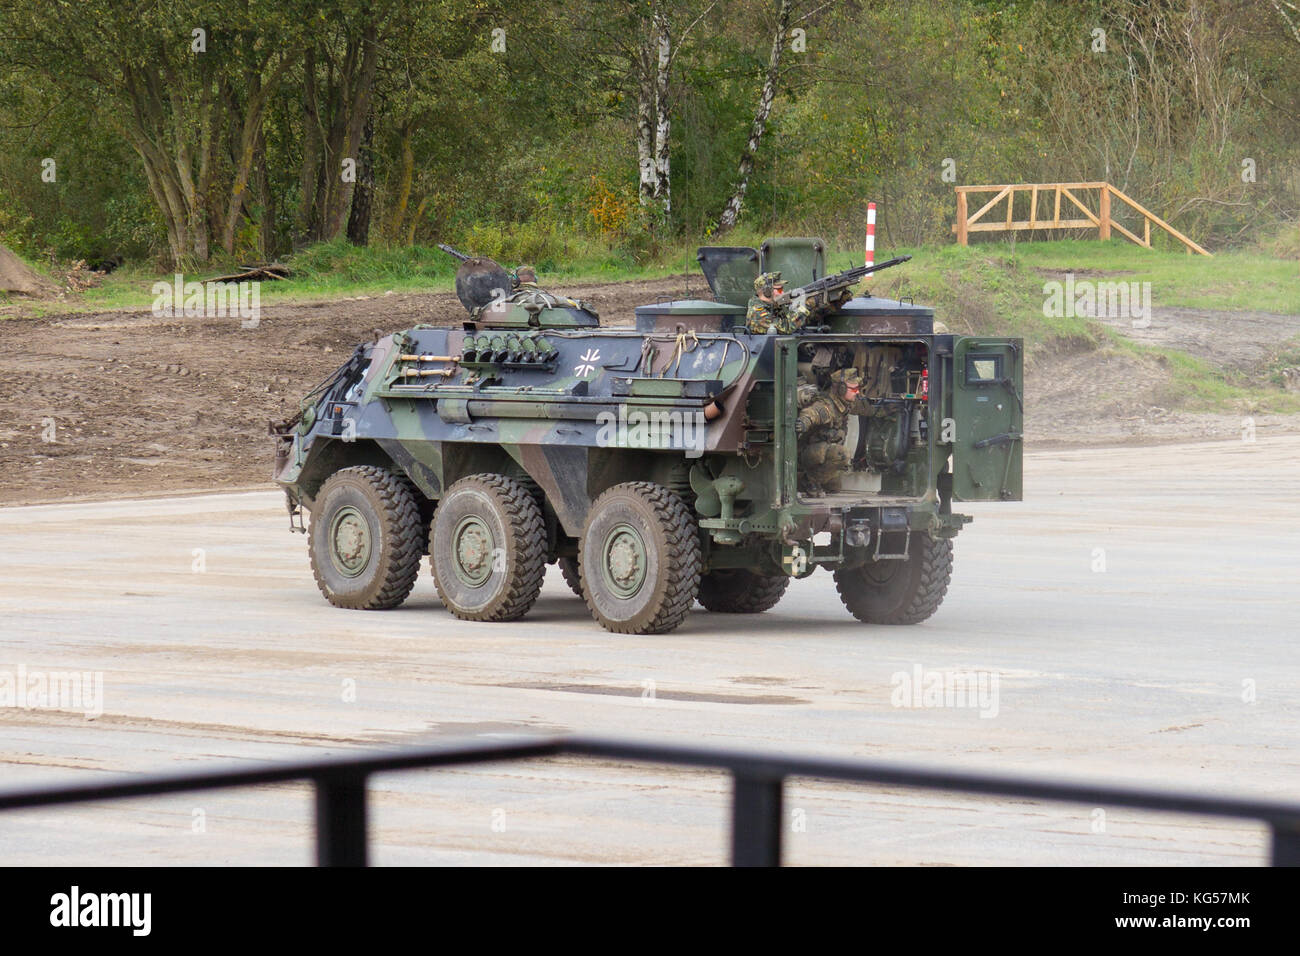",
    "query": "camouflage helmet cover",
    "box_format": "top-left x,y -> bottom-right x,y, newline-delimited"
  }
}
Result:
515,266 -> 538,285
754,271 -> 783,296
830,367 -> 863,394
